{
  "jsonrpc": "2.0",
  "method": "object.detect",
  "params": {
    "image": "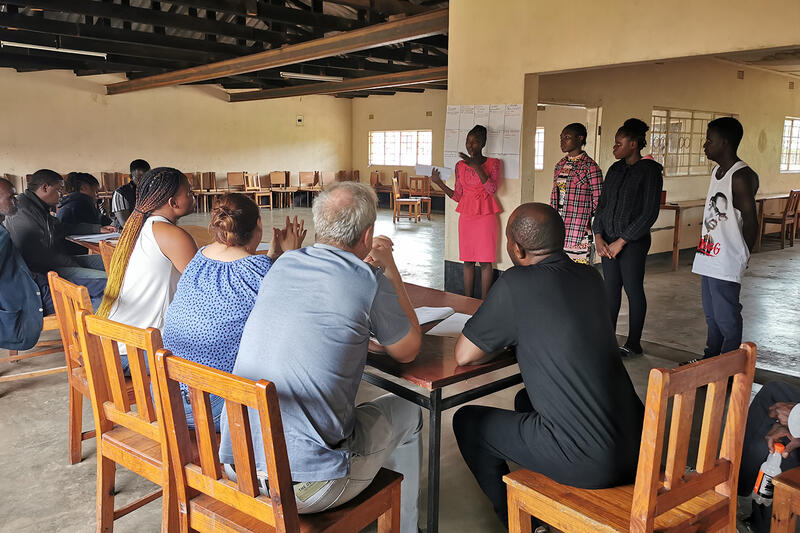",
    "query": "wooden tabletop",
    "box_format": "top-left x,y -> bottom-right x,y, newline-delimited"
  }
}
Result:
366,283 -> 517,391
662,192 -> 790,211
